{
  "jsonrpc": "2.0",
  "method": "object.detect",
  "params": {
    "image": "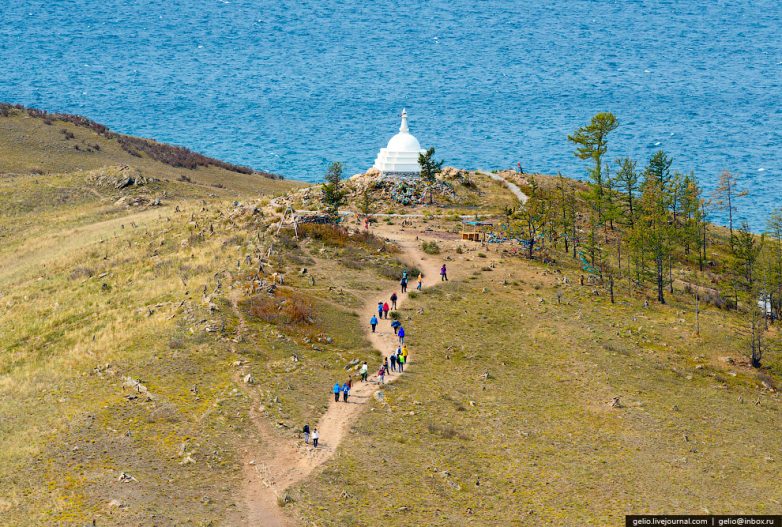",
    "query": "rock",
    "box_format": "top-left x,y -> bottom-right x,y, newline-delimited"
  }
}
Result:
243,373 -> 255,384
610,396 -> 622,408
118,472 -> 137,483
180,454 -> 196,465
346,359 -> 360,370
107,499 -> 124,509
374,391 -> 385,402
